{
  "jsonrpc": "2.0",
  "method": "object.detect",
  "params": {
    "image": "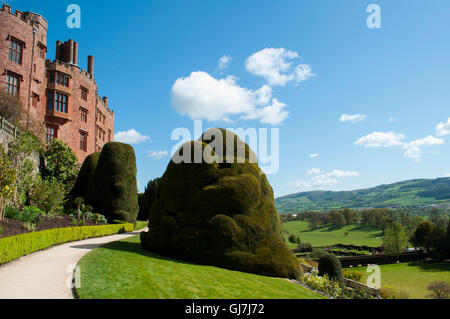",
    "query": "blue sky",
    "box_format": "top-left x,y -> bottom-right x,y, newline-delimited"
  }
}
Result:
8,0 -> 450,196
